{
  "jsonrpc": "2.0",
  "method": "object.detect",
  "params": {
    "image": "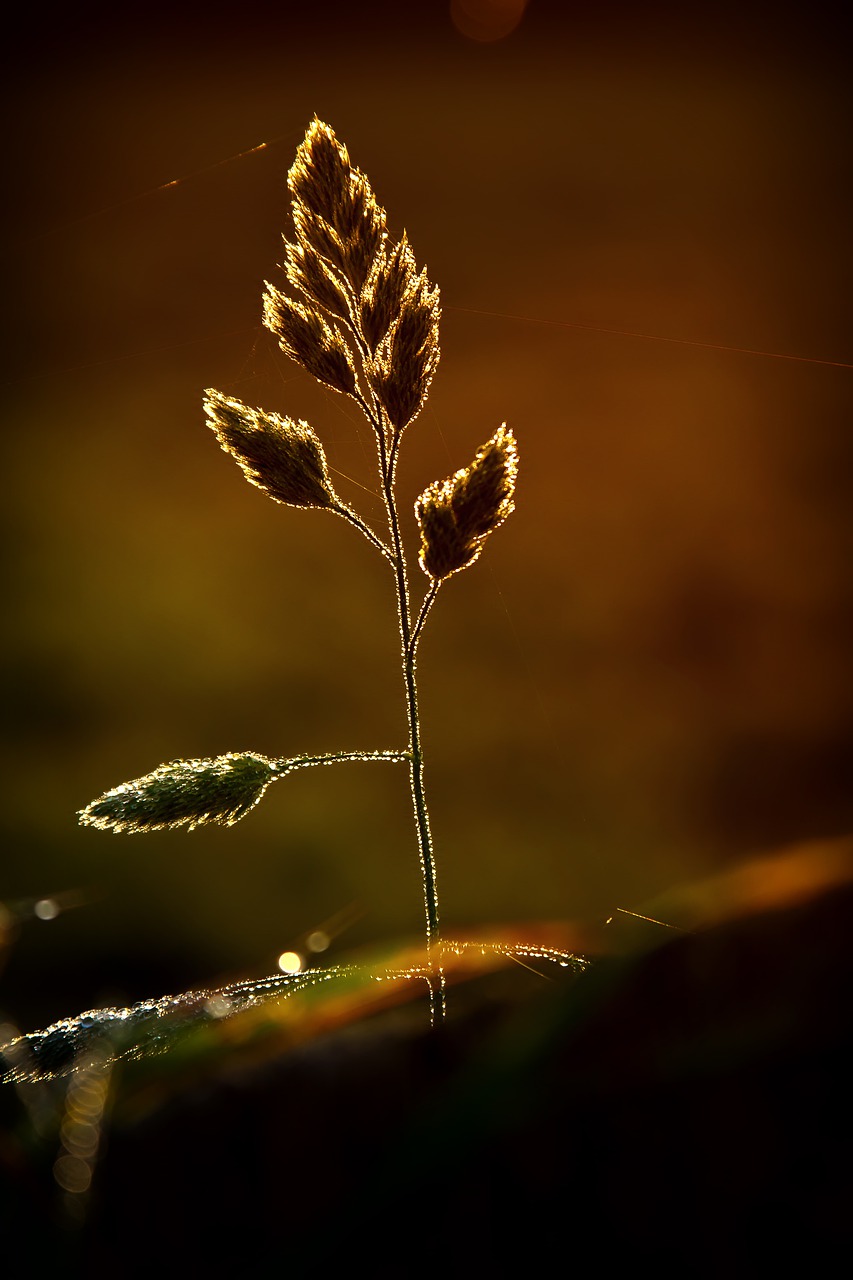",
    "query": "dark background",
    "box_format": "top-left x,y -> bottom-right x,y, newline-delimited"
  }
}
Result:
2,0 -> 851,1032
